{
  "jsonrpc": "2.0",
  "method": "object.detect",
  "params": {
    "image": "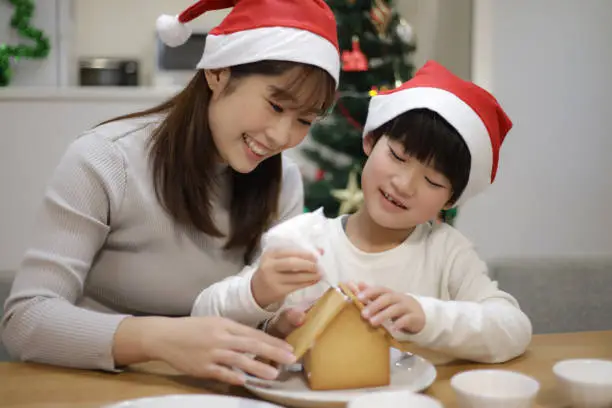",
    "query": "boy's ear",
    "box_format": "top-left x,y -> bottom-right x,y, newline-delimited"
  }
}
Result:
204,68 -> 231,96
363,134 -> 375,156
